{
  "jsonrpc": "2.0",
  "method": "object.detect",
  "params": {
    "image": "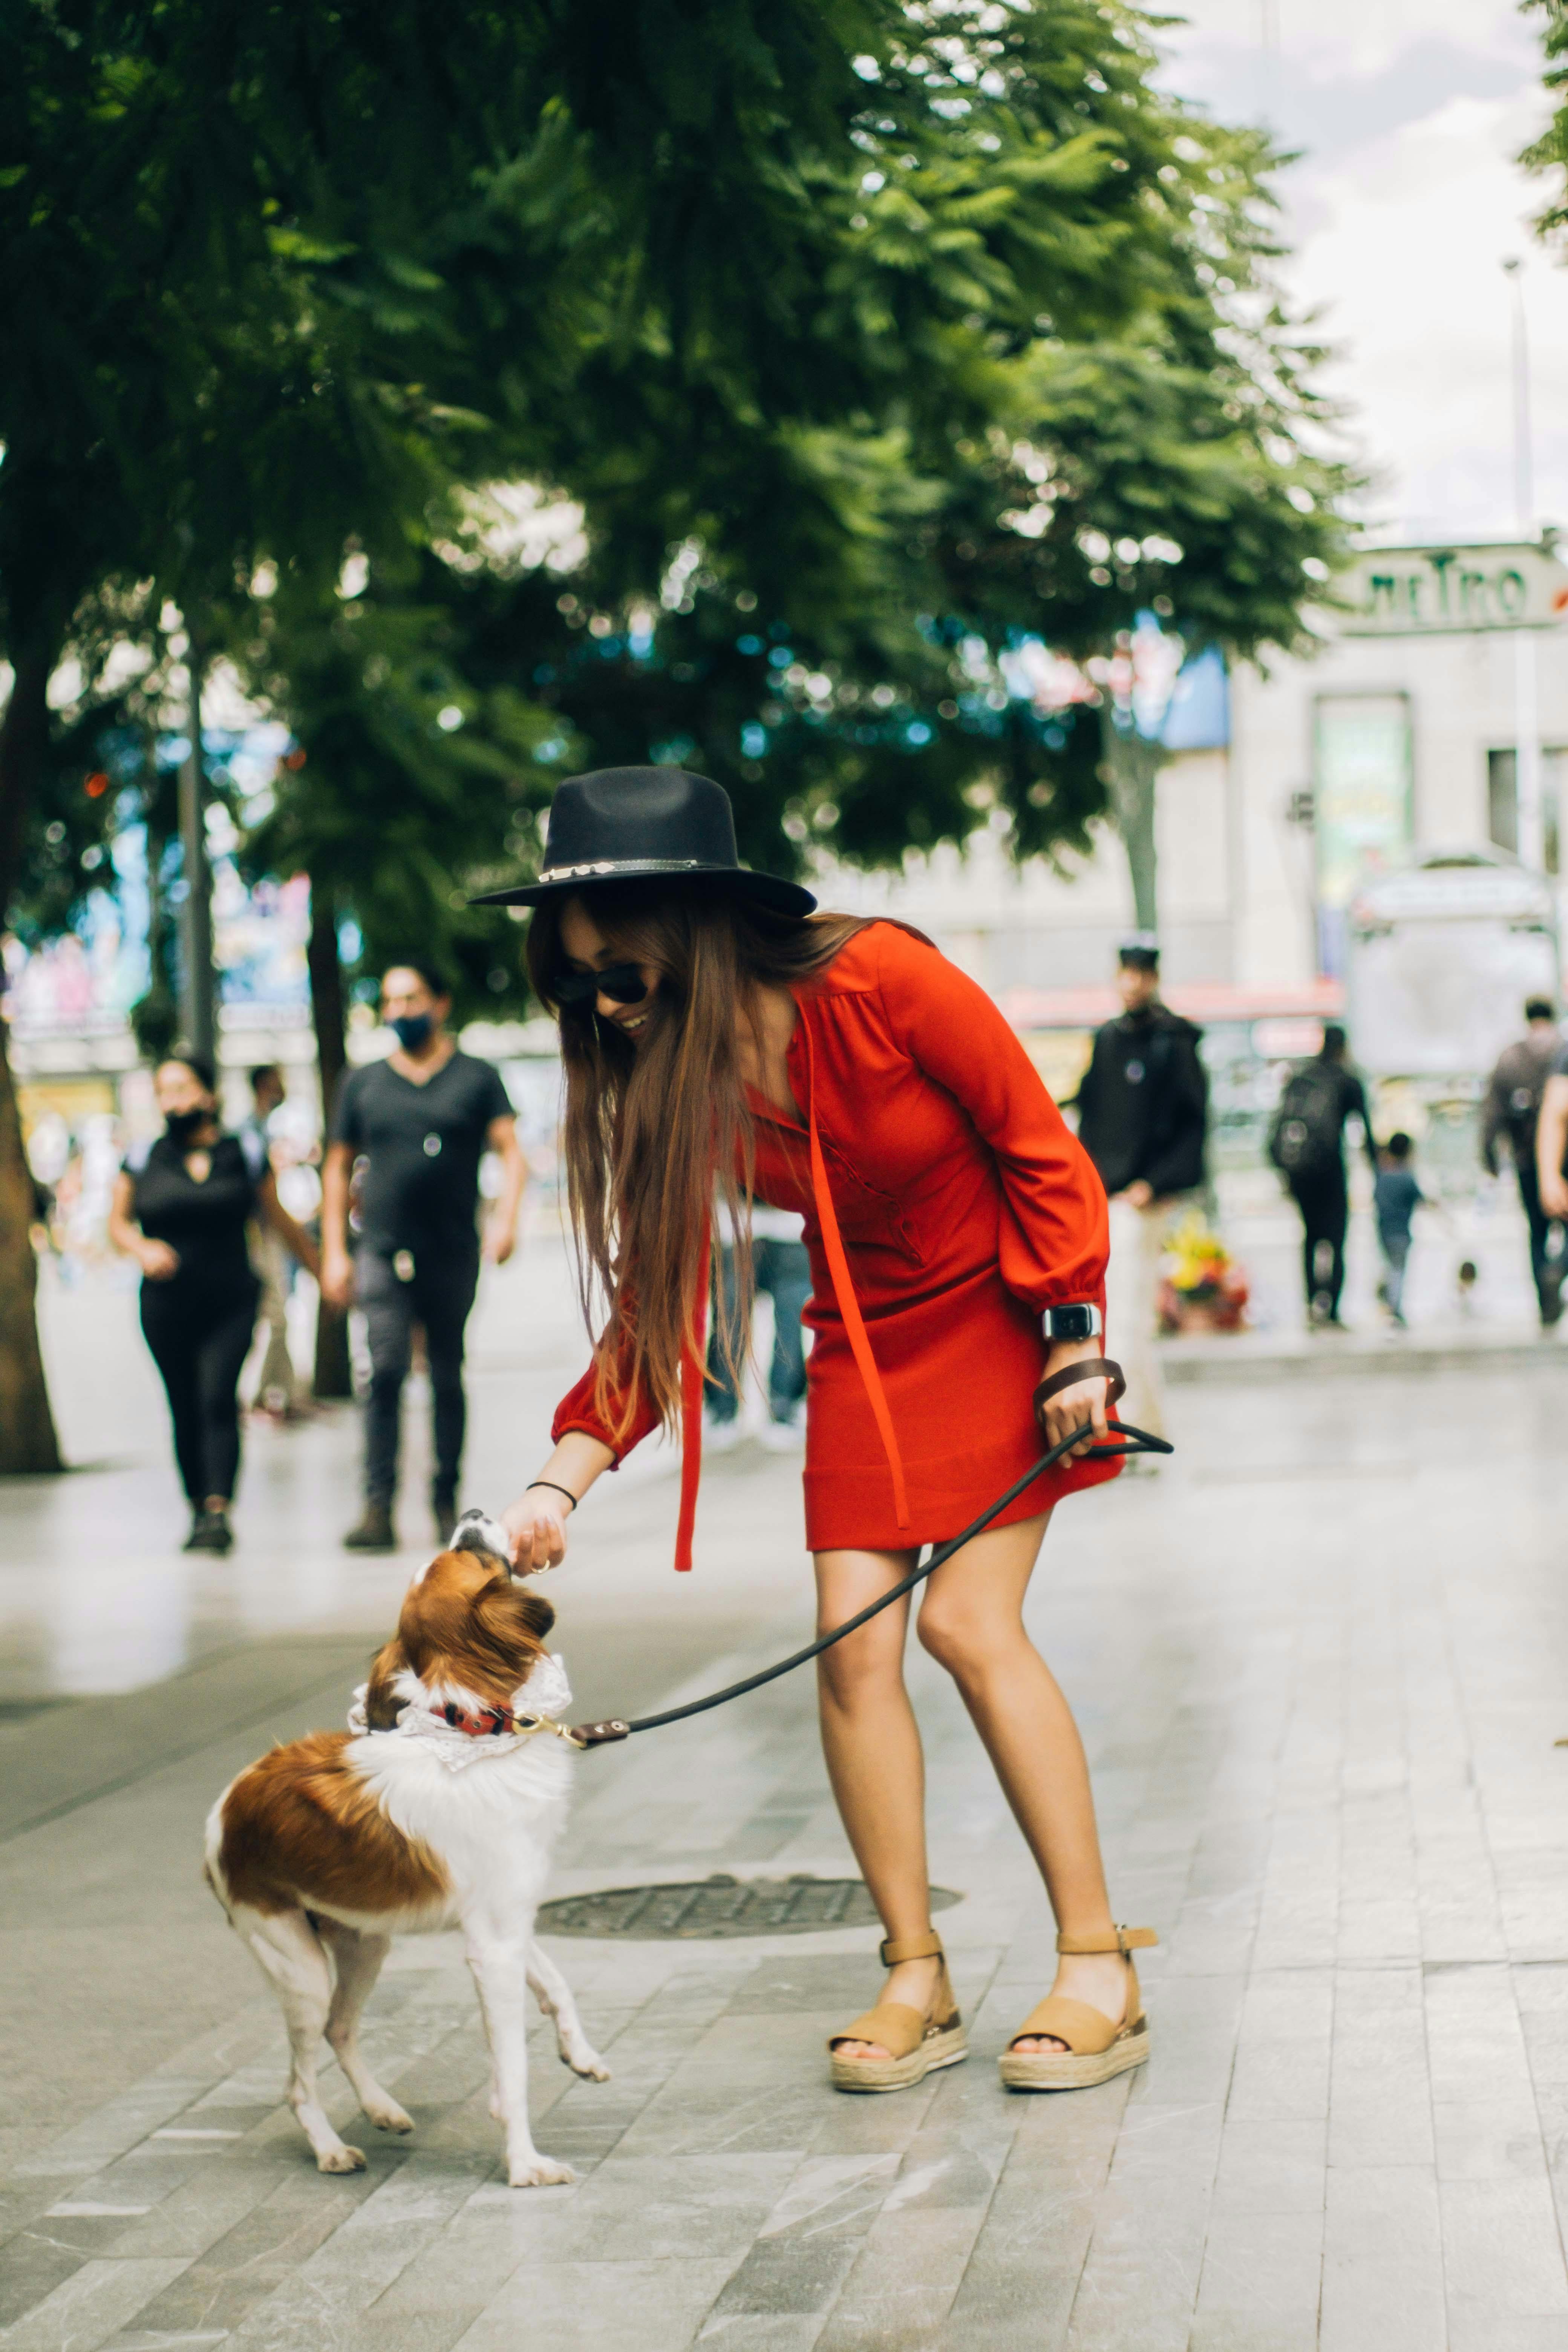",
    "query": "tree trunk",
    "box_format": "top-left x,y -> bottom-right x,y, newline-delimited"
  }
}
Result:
0,646 -> 64,1473
1102,714 -> 1165,937
307,880 -> 353,1400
